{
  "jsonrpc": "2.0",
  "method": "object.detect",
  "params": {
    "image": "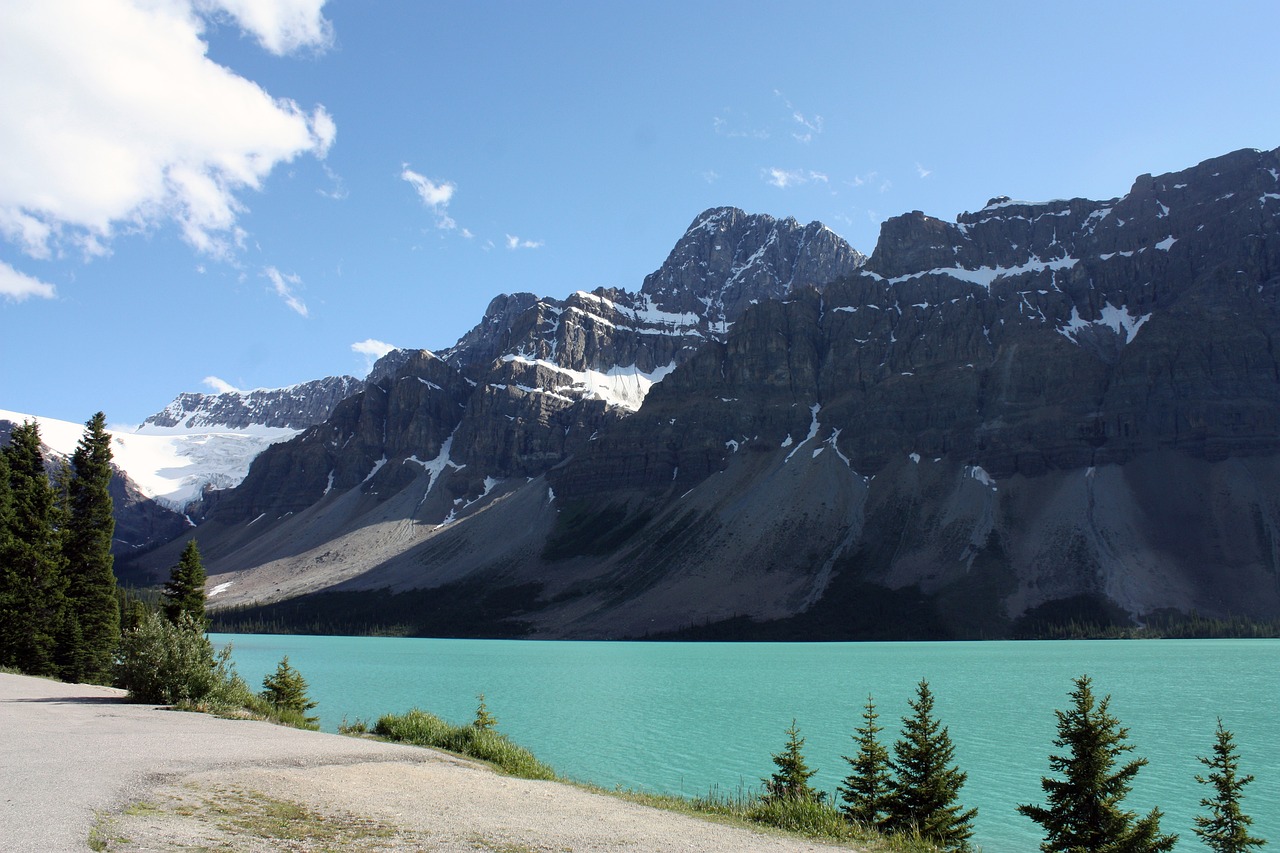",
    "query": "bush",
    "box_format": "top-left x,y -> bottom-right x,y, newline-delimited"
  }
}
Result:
373,707 -> 556,780
114,611 -> 230,705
